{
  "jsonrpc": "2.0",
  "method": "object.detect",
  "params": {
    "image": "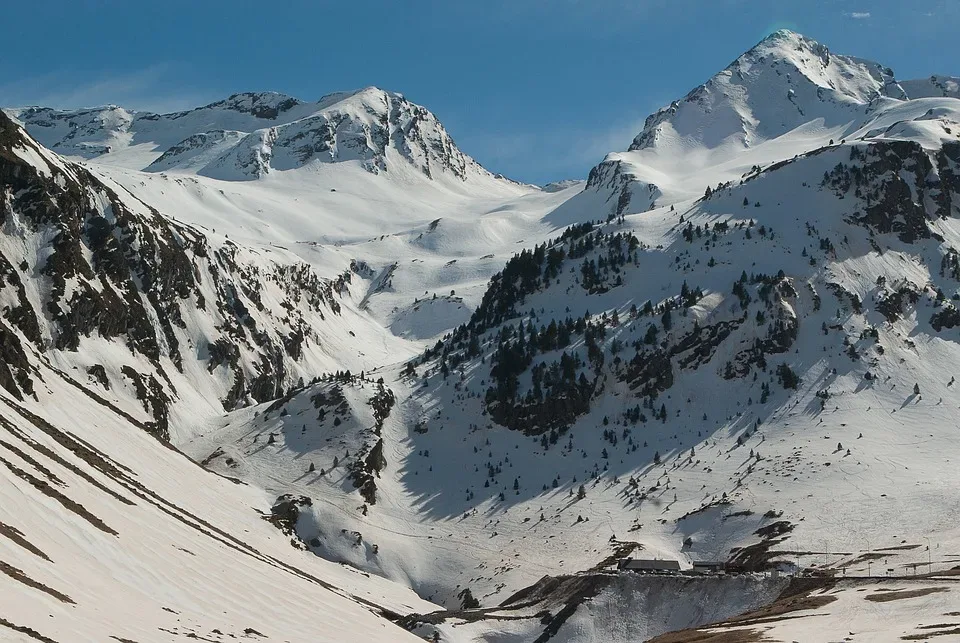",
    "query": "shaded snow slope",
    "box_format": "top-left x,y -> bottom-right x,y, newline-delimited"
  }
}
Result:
418,573 -> 789,643
0,356 -> 435,642
900,74 -> 960,100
